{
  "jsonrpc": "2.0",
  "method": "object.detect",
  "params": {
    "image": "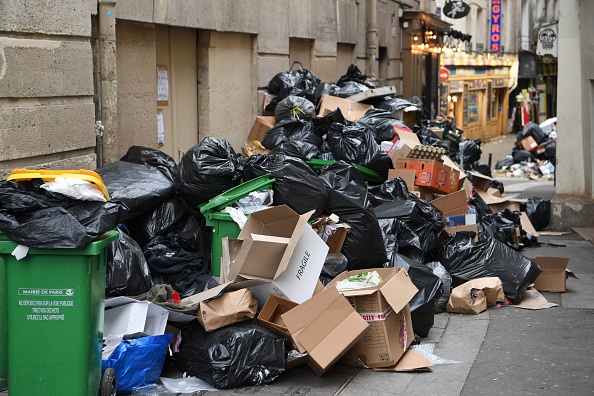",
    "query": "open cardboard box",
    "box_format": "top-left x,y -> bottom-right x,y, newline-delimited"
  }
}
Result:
387,169 -> 433,200
317,95 -> 372,121
430,189 -> 468,218
257,294 -> 298,338
281,286 -> 369,376
531,256 -> 578,292
327,268 -> 418,369
104,297 -> 169,338
222,205 -> 329,306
